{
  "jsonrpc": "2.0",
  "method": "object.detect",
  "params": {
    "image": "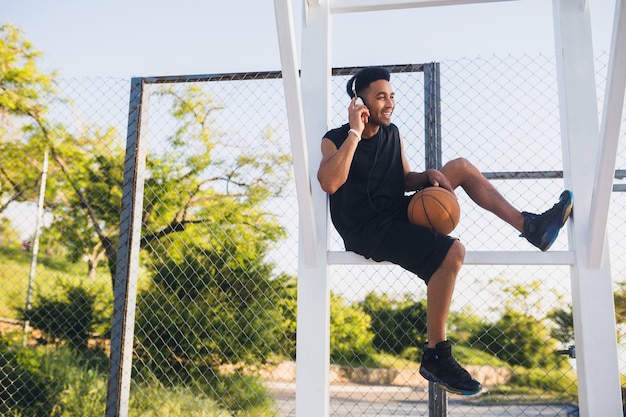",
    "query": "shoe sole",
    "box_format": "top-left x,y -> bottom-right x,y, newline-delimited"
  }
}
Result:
419,369 -> 482,396
540,190 -> 573,251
